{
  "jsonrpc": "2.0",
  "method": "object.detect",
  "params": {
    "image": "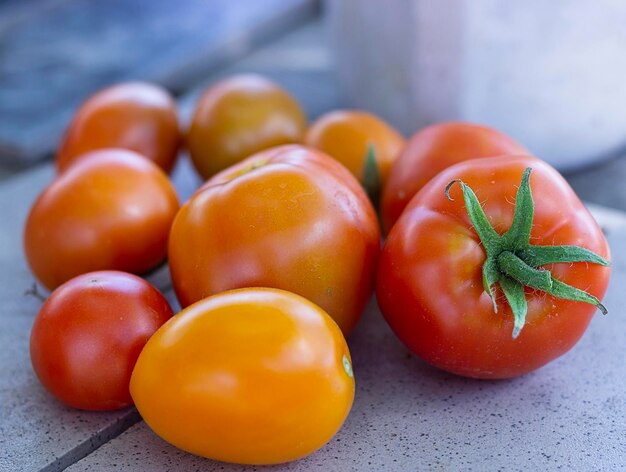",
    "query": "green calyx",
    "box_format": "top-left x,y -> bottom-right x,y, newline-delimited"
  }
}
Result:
362,144 -> 381,205
445,167 -> 609,339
